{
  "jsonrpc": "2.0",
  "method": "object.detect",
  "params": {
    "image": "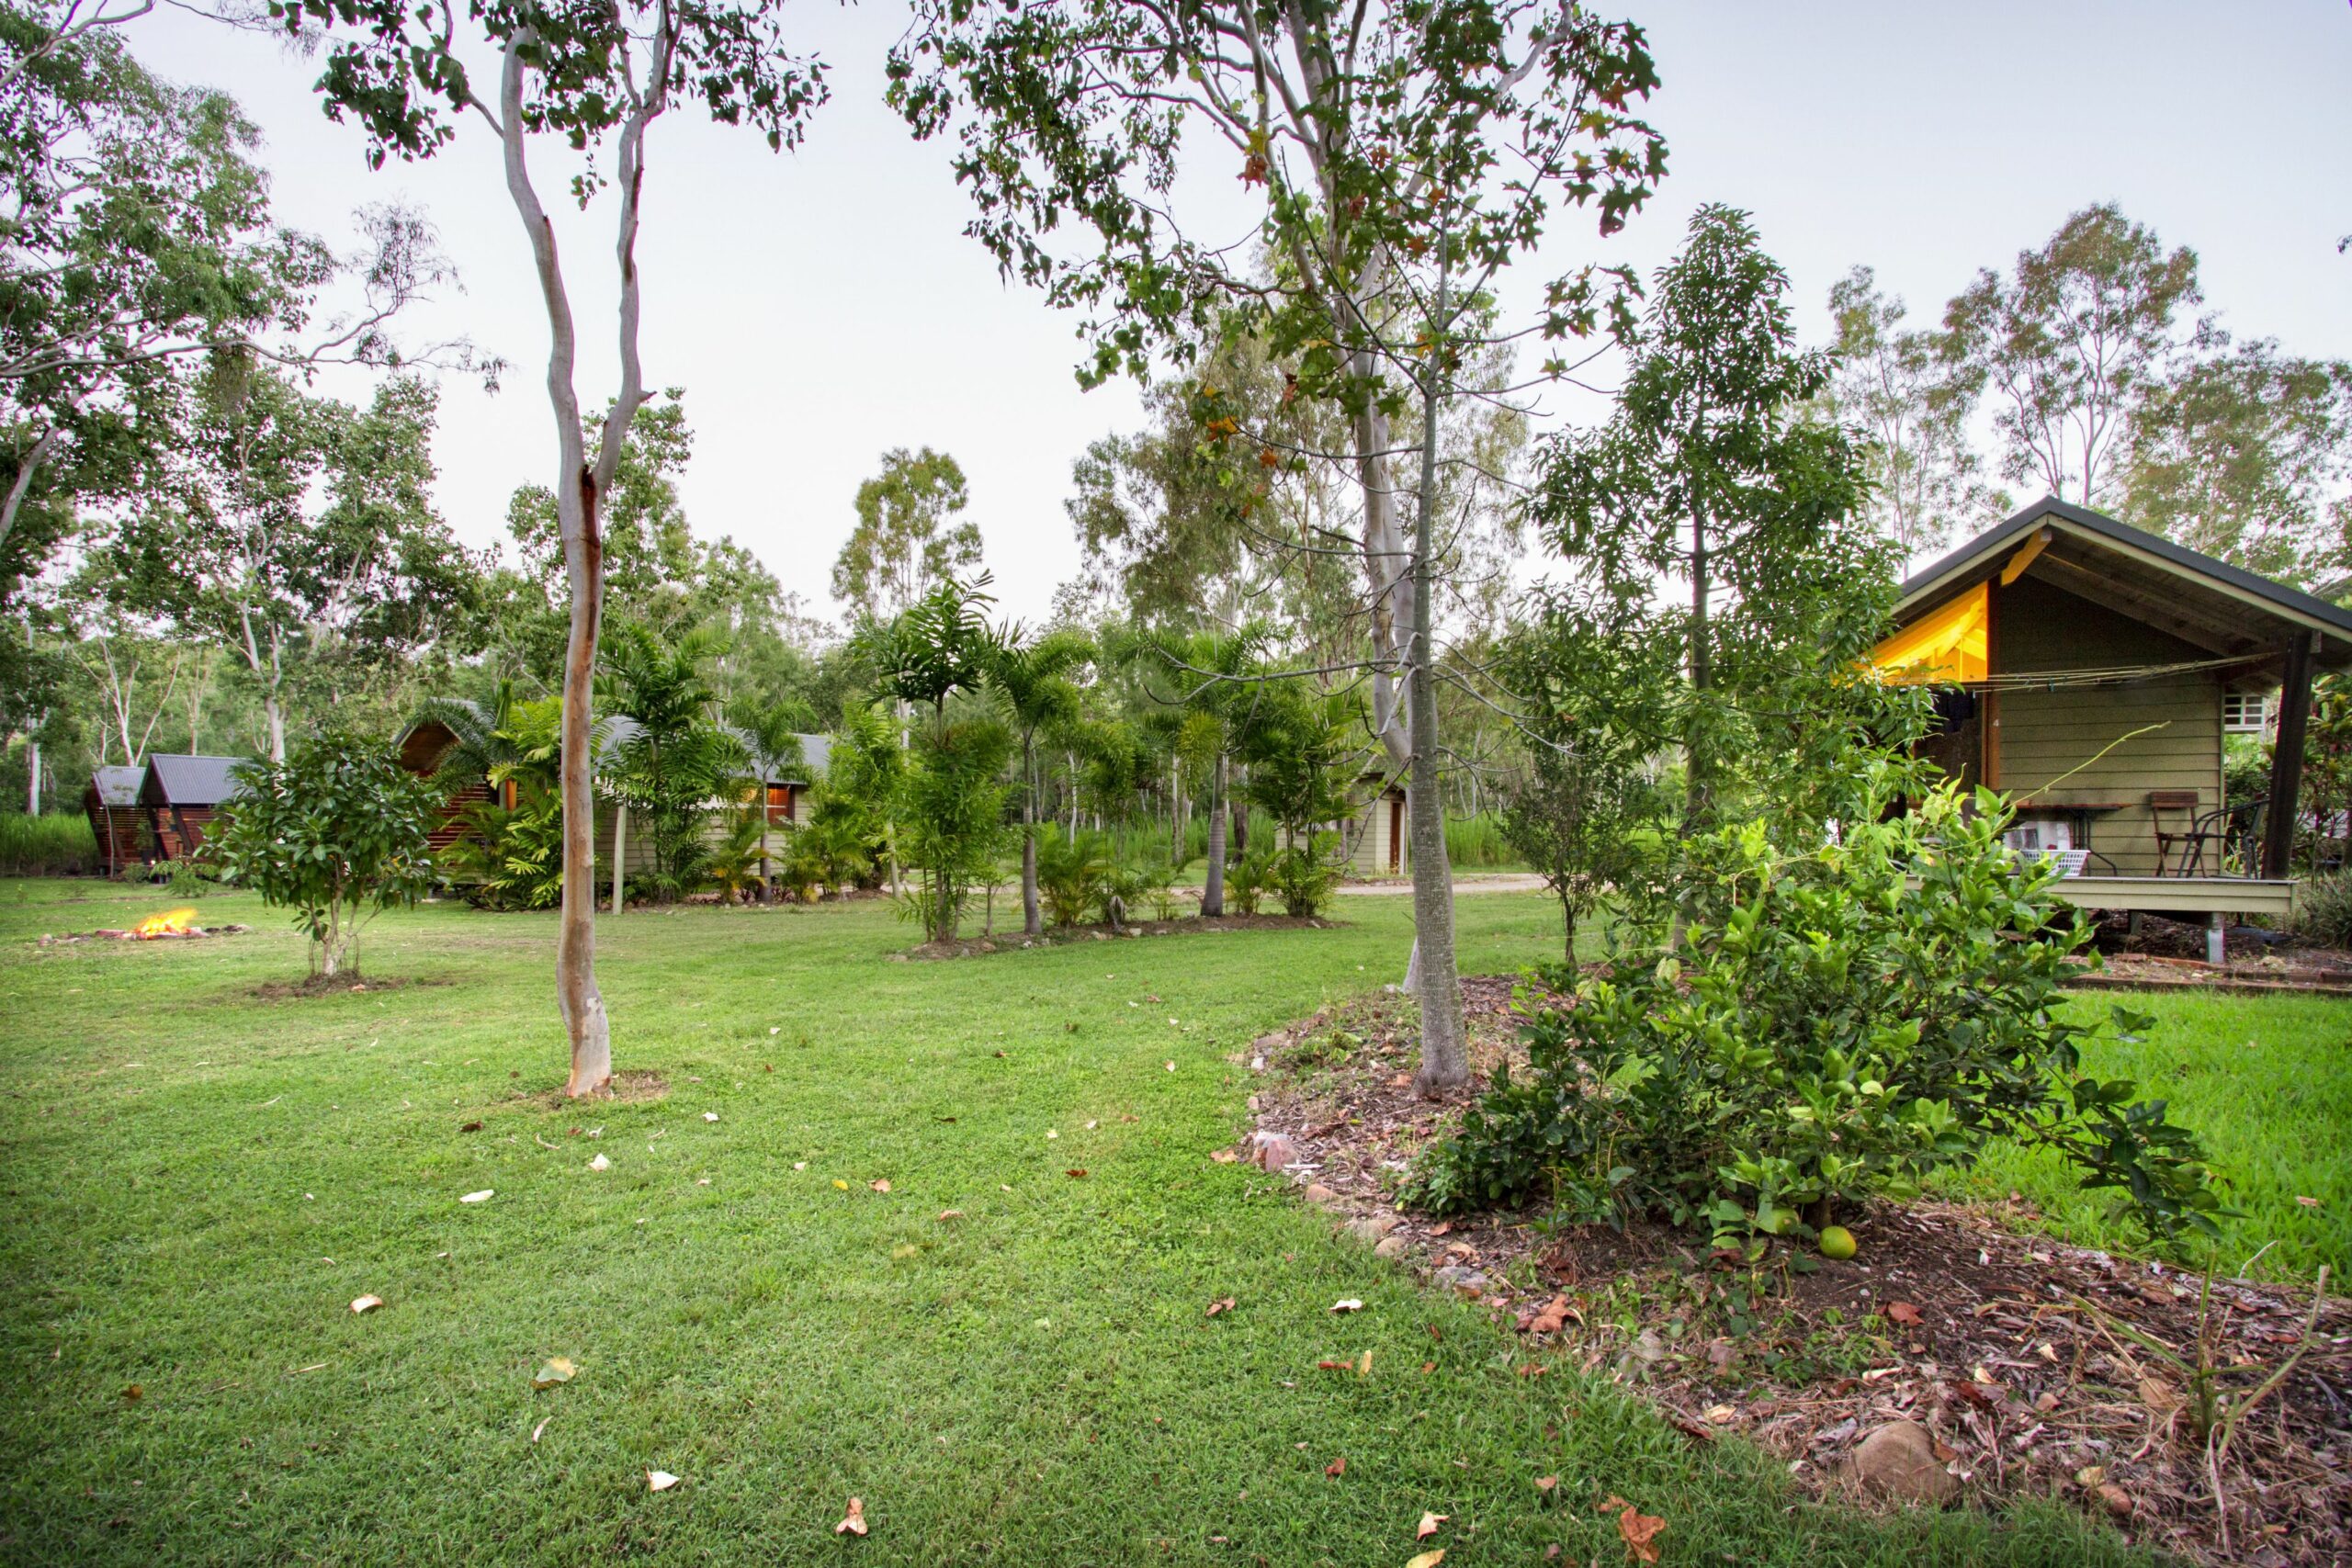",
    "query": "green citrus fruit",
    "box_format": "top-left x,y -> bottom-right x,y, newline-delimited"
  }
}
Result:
1818,1225 -> 1858,1260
